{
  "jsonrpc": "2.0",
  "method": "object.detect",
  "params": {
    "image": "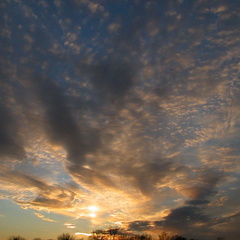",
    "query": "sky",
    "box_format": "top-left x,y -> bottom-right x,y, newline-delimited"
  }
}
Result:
0,0 -> 240,239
